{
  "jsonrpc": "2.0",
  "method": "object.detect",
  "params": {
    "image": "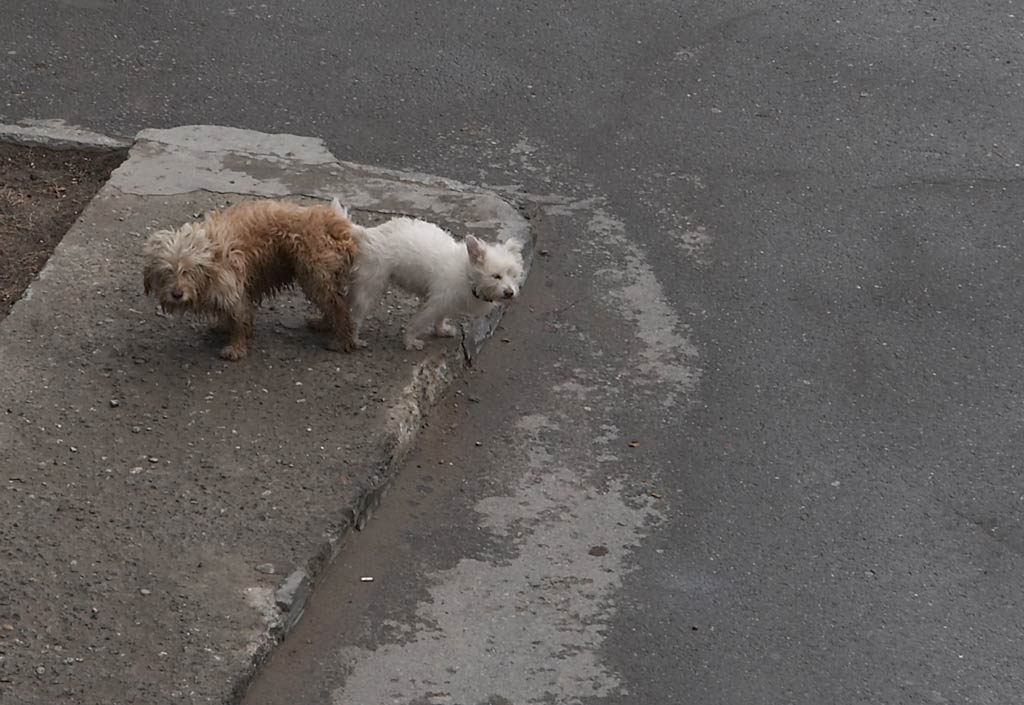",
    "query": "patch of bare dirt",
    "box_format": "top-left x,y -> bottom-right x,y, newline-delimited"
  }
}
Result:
0,142 -> 124,320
